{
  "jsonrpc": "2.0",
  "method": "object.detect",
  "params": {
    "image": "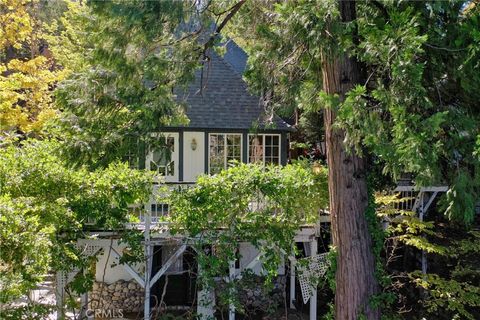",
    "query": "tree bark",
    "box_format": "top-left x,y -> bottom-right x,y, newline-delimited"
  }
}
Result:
322,1 -> 380,319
